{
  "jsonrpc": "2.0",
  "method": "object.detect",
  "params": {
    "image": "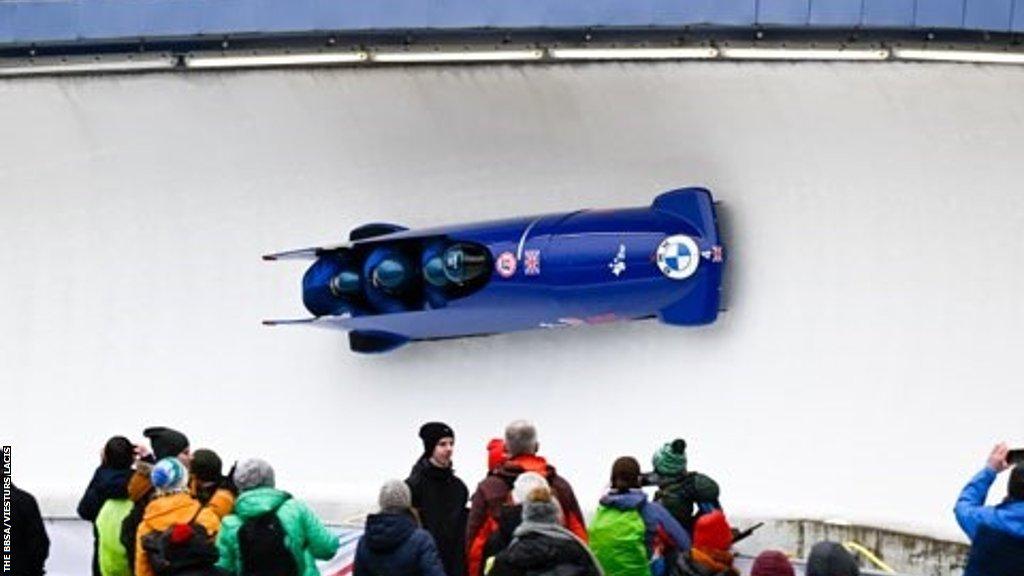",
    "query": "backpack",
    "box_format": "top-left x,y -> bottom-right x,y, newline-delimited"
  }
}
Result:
654,473 -> 720,535
122,488 -> 155,574
237,494 -> 298,576
479,473 -> 526,576
588,504 -> 650,576
482,503 -> 522,570
141,505 -> 219,576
